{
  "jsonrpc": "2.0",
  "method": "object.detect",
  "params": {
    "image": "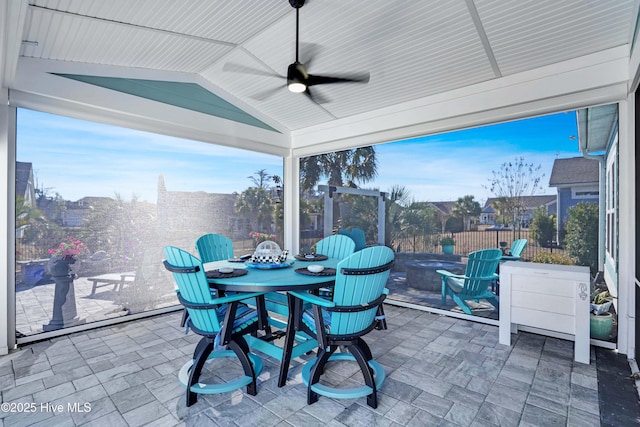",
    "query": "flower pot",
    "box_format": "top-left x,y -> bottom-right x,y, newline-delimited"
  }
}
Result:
590,312 -> 614,340
441,245 -> 454,255
590,301 -> 612,315
47,256 -> 75,278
